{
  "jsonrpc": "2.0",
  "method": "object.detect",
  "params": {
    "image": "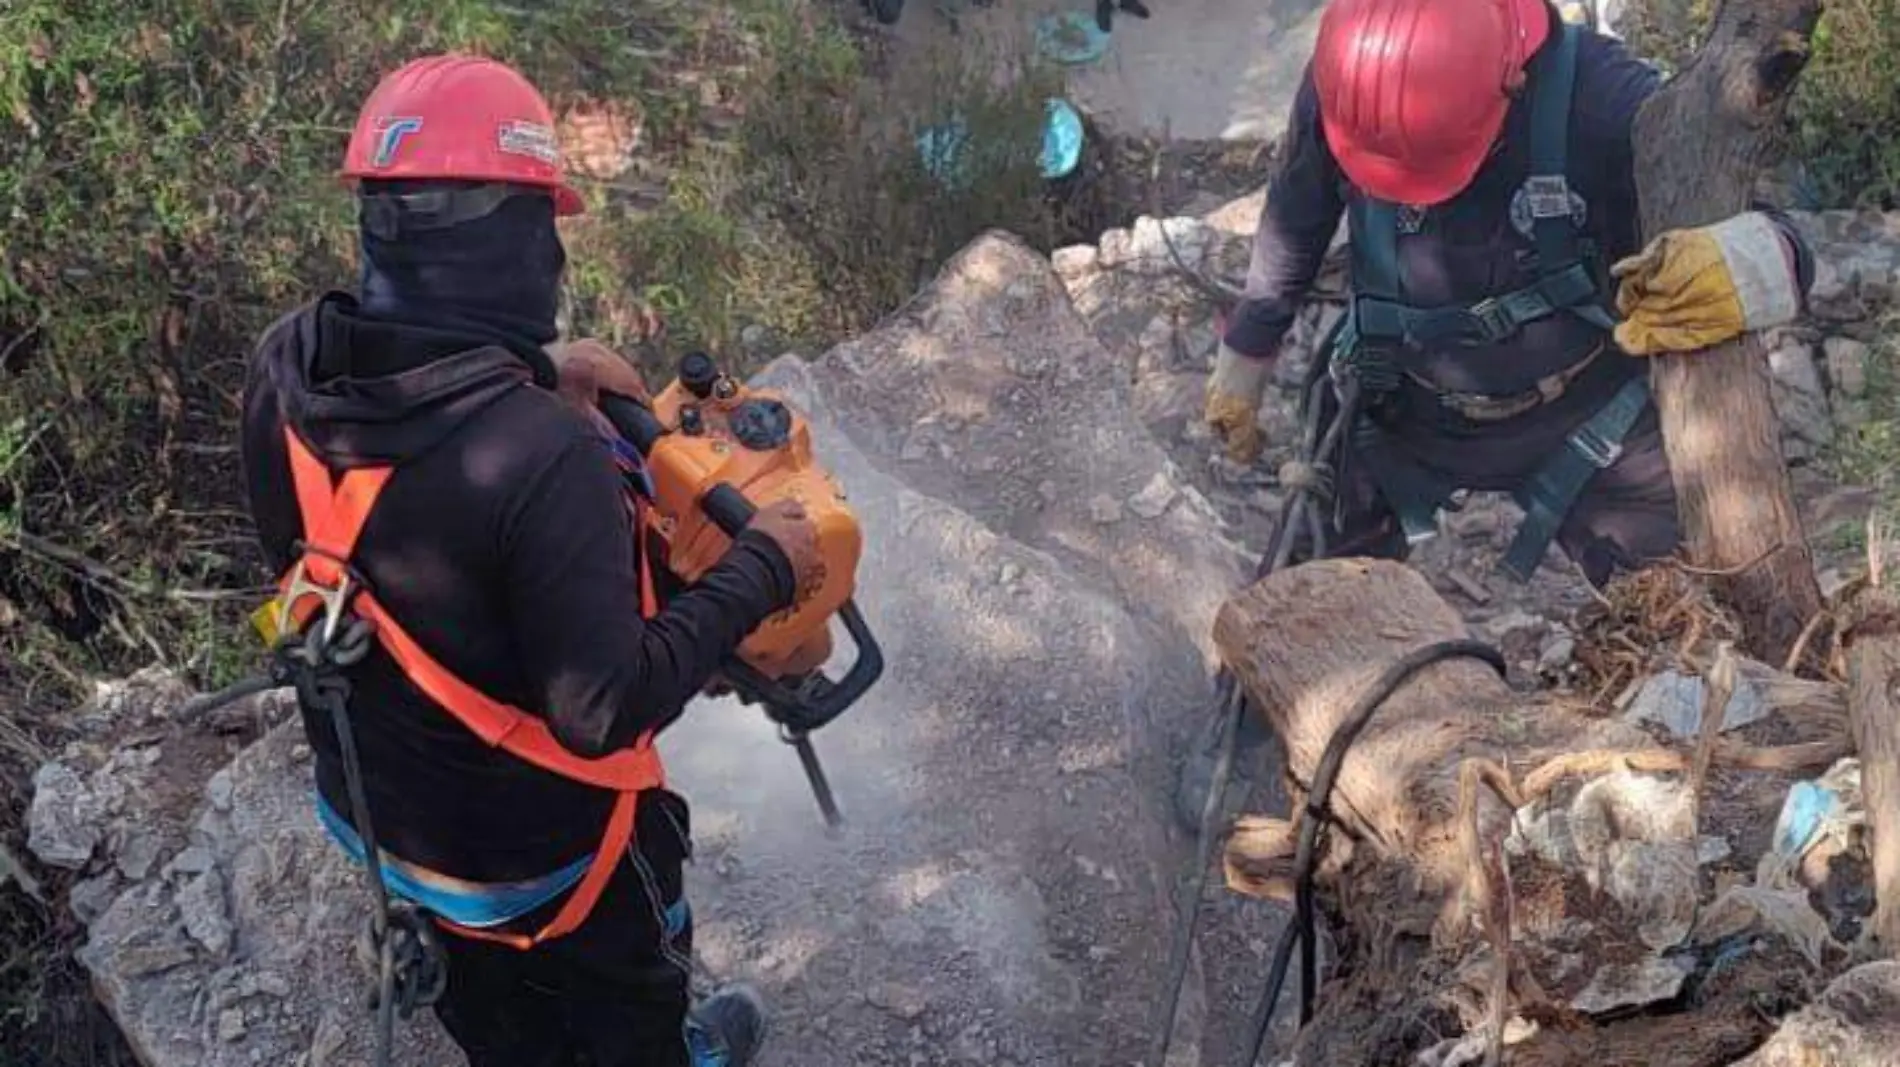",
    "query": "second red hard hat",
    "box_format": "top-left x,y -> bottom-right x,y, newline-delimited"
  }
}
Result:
1313,0 -> 1551,206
